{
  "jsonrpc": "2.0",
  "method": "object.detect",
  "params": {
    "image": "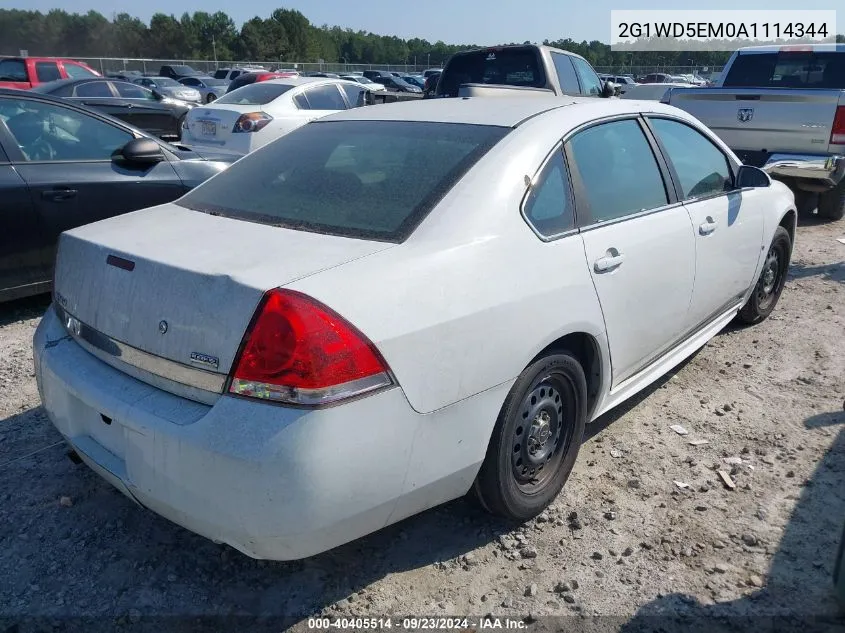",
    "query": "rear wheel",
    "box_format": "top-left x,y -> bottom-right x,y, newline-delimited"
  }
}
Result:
818,180 -> 845,221
792,189 -> 818,217
206,93 -> 217,103
736,226 -> 791,325
176,114 -> 186,140
473,352 -> 586,520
